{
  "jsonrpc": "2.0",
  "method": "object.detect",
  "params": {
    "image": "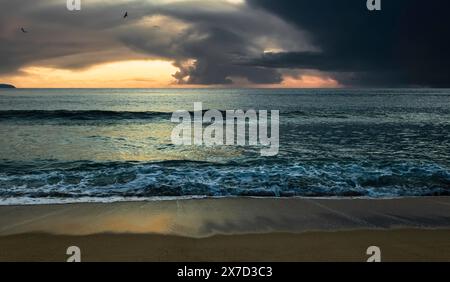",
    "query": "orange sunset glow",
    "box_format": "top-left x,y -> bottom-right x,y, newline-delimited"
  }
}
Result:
0,0 -> 344,89
0,60 -> 340,88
